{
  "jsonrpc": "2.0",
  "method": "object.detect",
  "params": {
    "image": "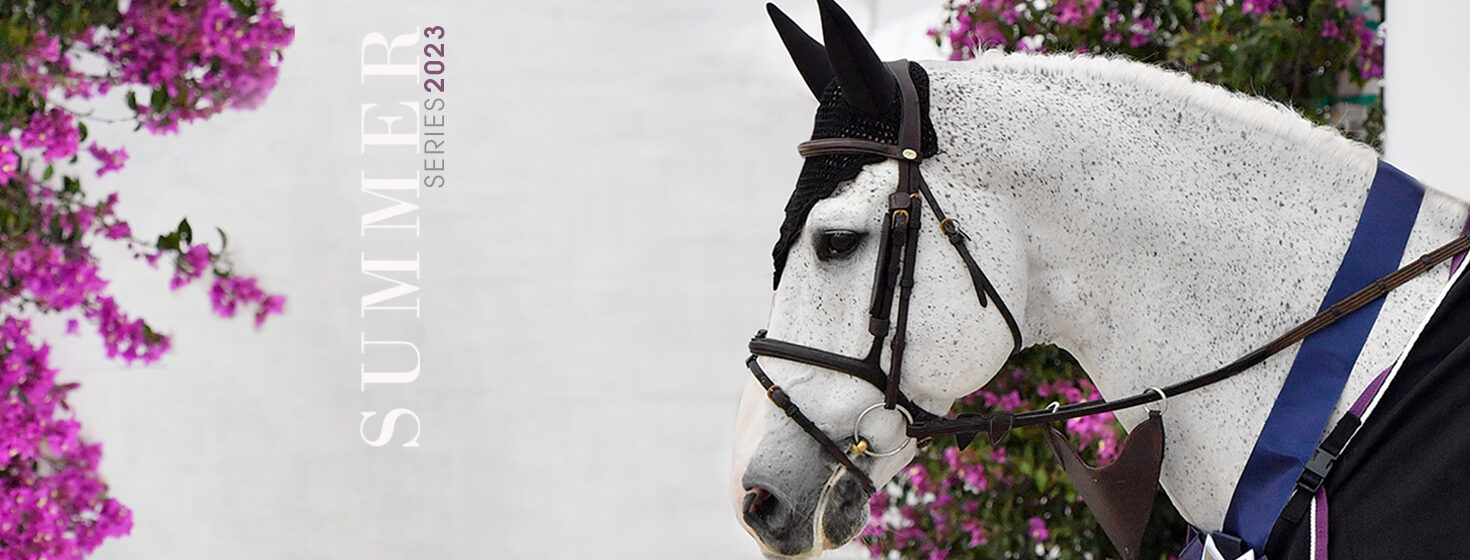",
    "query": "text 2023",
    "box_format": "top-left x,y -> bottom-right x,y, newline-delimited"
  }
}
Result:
423,26 -> 445,92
